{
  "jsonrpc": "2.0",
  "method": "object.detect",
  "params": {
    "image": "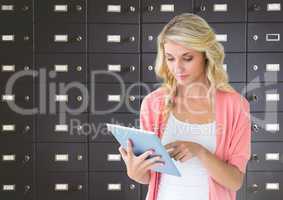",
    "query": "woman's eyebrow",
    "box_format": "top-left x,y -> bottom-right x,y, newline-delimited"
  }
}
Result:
165,52 -> 193,56
182,52 -> 193,56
